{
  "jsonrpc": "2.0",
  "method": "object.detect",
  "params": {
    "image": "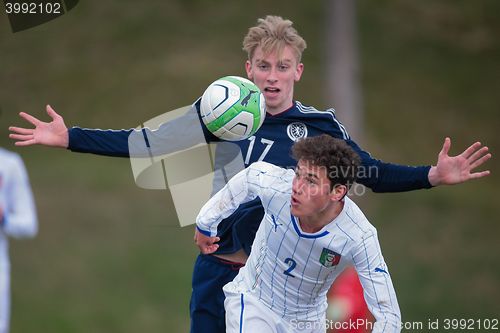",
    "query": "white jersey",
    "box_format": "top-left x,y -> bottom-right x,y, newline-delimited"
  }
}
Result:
197,162 -> 400,332
0,148 -> 38,333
